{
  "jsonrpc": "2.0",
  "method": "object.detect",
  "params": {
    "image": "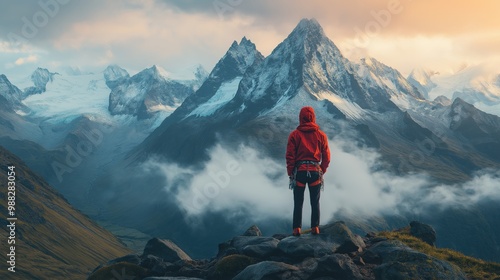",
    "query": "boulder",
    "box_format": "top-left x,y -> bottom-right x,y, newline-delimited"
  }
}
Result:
87,262 -> 148,280
211,254 -> 257,280
368,240 -> 467,280
321,221 -> 366,253
141,254 -> 177,276
216,240 -> 238,259
231,236 -> 279,258
272,233 -> 289,240
242,225 -> 262,236
232,261 -> 299,280
277,234 -> 339,258
143,238 -> 192,262
302,254 -> 363,280
142,277 -> 204,280
90,254 -> 141,274
410,221 -> 437,246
